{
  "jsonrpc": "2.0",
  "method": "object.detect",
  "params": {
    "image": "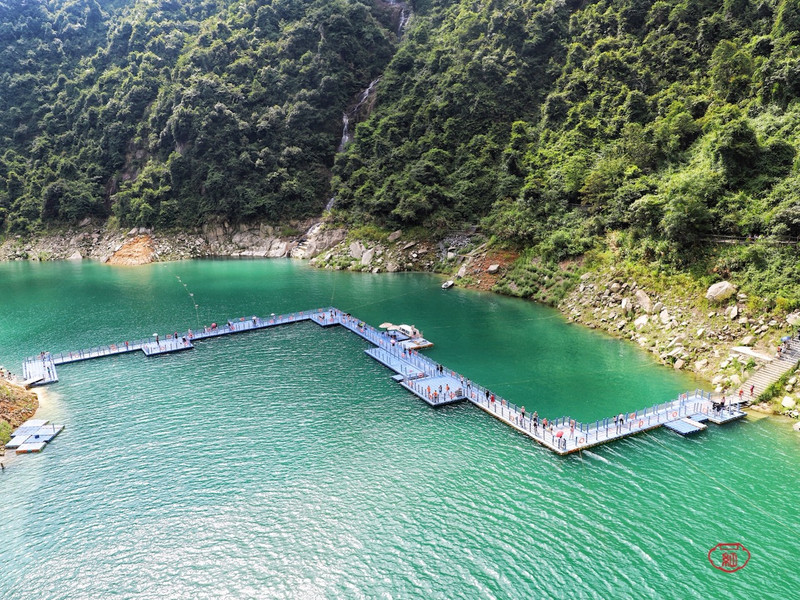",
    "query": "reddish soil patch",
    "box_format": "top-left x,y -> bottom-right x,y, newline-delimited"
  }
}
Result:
463,250 -> 519,291
0,380 -> 39,432
107,235 -> 155,265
